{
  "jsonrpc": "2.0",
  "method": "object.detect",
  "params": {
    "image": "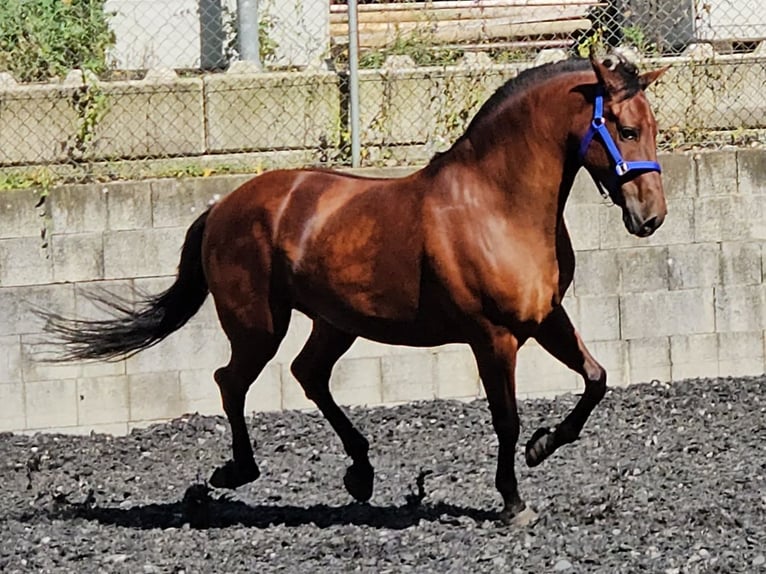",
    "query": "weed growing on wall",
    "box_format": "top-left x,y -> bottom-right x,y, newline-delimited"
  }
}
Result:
0,0 -> 115,82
